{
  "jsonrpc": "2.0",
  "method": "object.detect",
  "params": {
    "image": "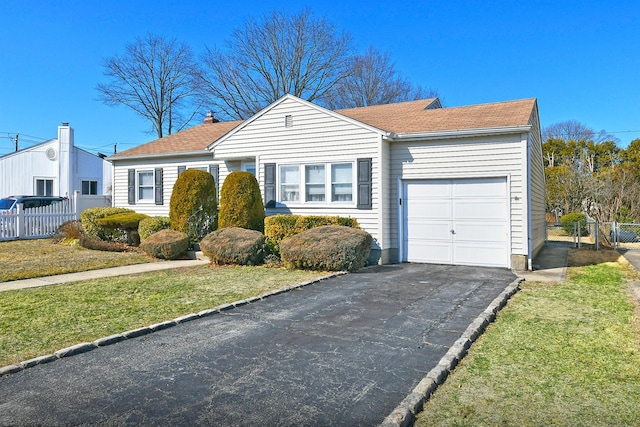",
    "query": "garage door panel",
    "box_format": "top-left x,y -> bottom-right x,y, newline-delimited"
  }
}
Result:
403,178 -> 509,268
405,241 -> 452,264
453,244 -> 509,267
453,200 -> 508,221
454,223 -> 508,244
453,177 -> 505,197
407,200 -> 450,220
